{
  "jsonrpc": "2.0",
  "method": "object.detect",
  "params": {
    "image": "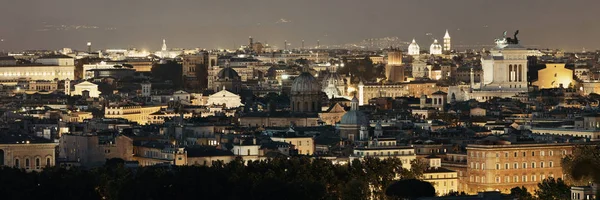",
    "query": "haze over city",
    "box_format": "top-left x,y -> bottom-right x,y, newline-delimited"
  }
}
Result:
1,0 -> 599,51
